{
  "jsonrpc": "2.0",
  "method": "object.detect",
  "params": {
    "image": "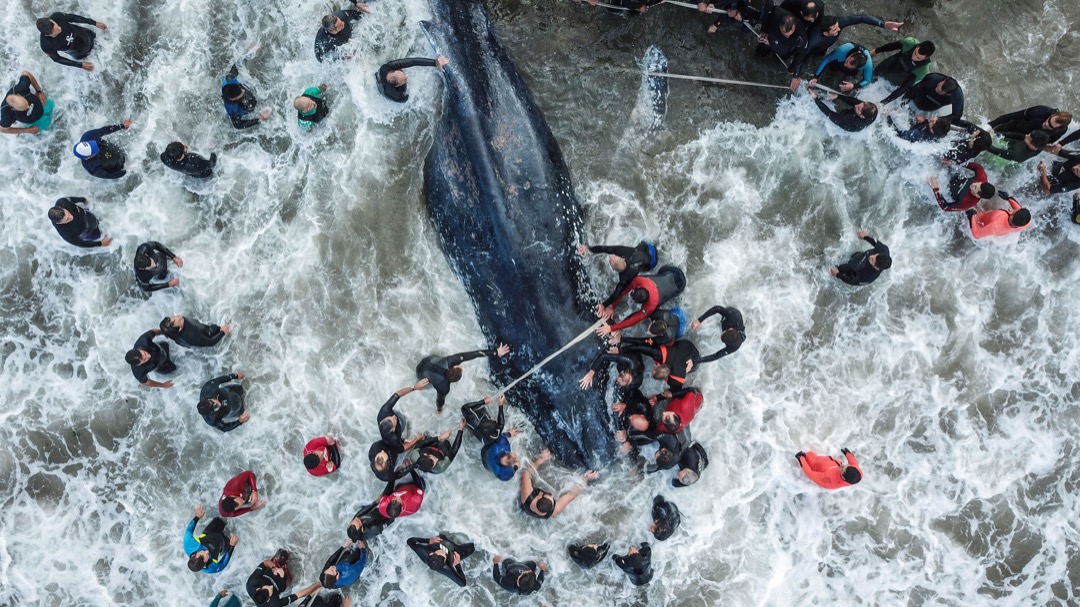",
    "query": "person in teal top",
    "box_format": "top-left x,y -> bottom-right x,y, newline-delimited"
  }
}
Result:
294,84 -> 330,131
809,43 -> 872,92
209,589 -> 241,607
873,38 -> 935,104
184,504 -> 238,574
